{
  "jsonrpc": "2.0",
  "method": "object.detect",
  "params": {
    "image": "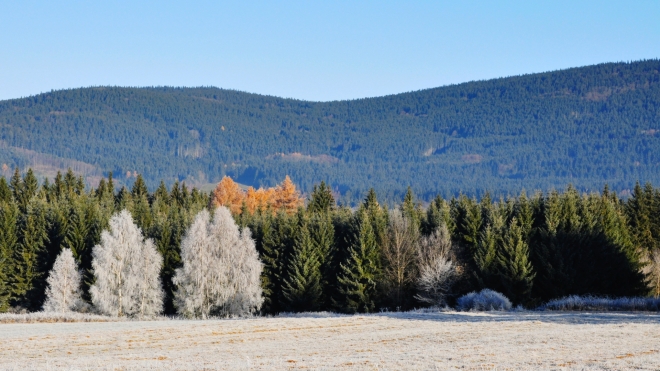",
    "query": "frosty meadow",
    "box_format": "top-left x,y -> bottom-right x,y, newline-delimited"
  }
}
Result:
2,311 -> 660,370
